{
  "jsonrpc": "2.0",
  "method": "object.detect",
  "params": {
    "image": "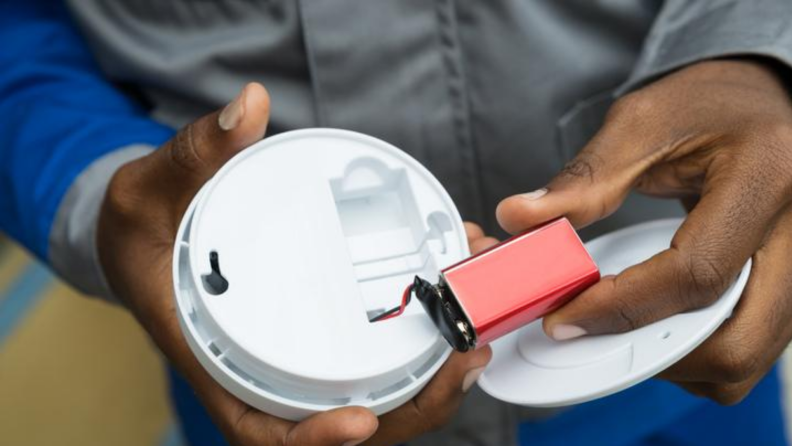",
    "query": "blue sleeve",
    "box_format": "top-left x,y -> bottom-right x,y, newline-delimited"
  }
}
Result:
0,1 -> 174,261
